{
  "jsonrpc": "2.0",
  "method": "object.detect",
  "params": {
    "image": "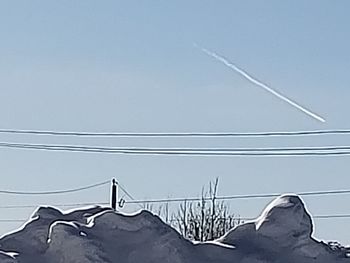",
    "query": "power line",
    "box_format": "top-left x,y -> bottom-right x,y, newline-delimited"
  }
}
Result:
0,202 -> 110,209
115,181 -> 144,209
0,180 -> 109,195
217,214 -> 350,221
2,142 -> 350,157
6,142 -> 350,152
125,189 -> 350,204
0,219 -> 27,223
117,183 -> 137,201
0,188 -> 349,211
173,214 -> 350,222
1,129 -> 350,137
1,185 -> 350,206
314,215 -> 350,219
217,189 -> 350,201
2,214 -> 350,224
